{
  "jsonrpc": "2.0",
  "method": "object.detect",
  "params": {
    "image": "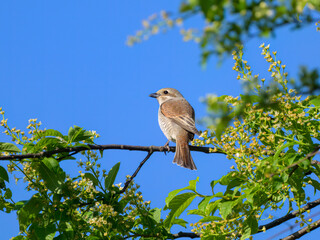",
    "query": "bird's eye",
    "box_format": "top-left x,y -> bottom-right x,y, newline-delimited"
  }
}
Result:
163,90 -> 168,94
